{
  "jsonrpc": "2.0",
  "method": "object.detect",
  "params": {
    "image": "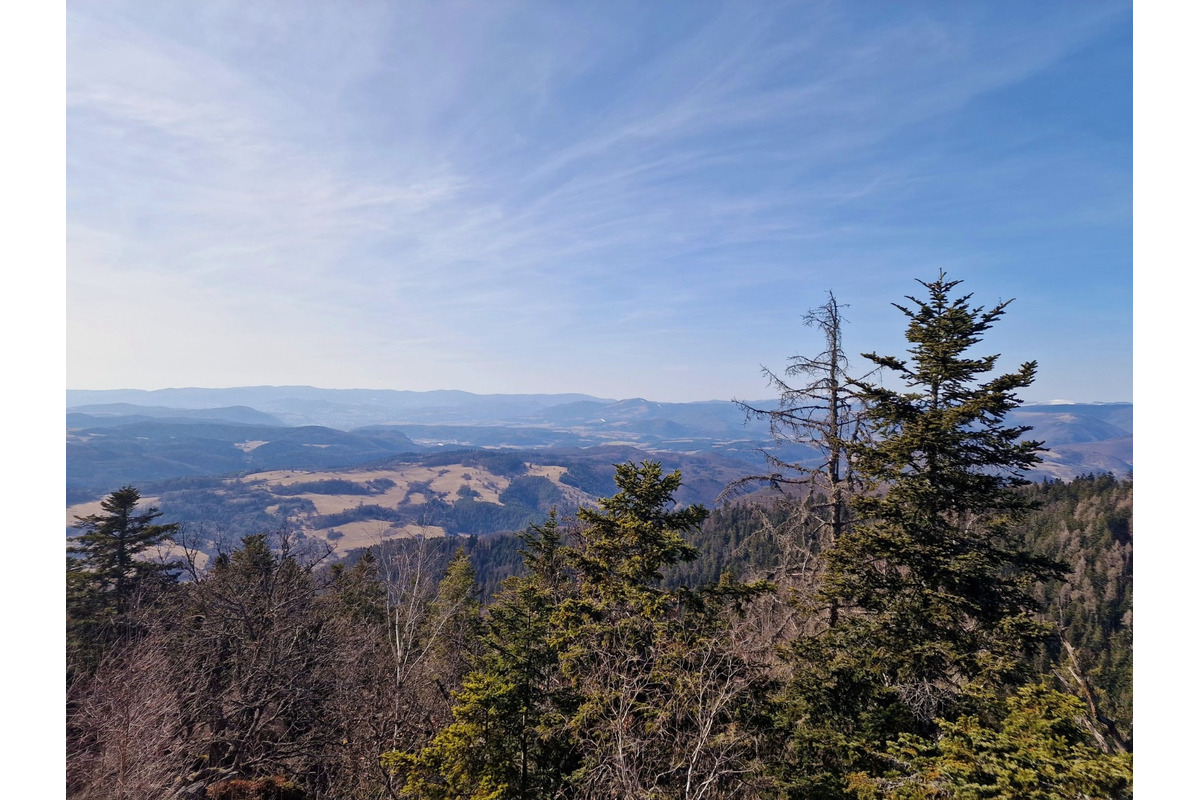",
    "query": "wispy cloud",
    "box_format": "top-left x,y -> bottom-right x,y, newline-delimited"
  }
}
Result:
67,1 -> 1131,401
